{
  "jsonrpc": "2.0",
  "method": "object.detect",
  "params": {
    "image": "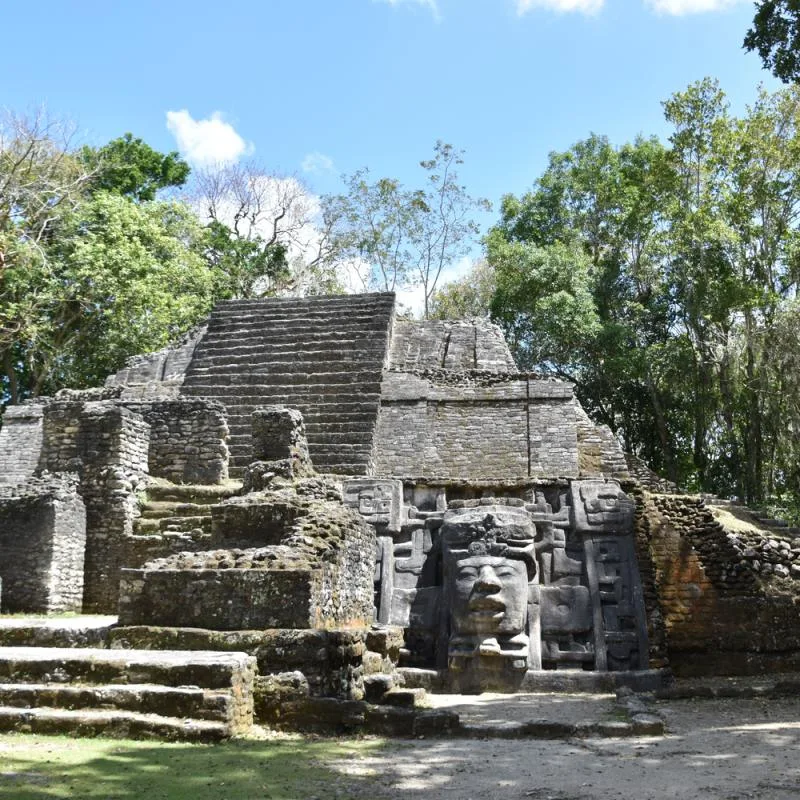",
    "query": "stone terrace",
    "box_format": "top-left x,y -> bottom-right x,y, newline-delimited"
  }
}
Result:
179,293 -> 395,476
